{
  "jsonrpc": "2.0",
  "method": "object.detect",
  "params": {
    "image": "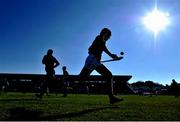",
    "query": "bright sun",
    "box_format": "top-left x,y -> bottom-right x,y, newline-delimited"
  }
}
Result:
143,7 -> 170,36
